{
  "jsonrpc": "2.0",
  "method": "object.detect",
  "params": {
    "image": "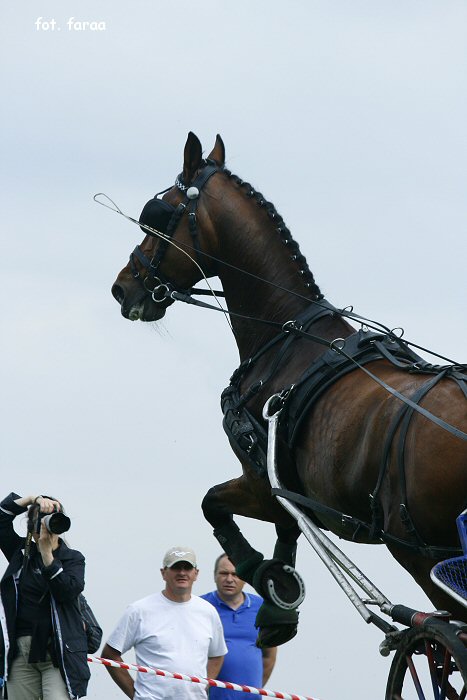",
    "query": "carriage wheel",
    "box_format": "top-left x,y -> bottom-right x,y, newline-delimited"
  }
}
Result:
385,623 -> 467,700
